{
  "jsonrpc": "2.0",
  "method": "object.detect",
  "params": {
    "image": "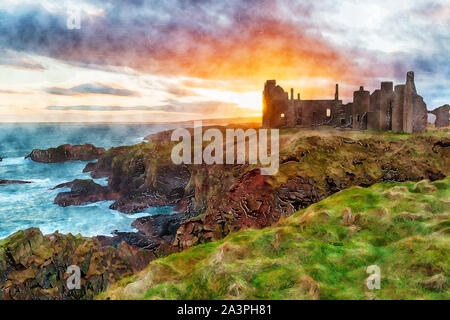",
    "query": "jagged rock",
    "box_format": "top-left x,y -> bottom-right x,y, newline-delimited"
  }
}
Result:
53,179 -> 118,207
173,134 -> 449,249
174,168 -> 280,248
45,128 -> 449,252
109,167 -> 191,213
102,232 -> 159,251
82,162 -> 98,173
25,144 -> 105,163
132,213 -> 185,243
0,228 -> 153,300
78,138 -> 192,214
0,180 -> 32,185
